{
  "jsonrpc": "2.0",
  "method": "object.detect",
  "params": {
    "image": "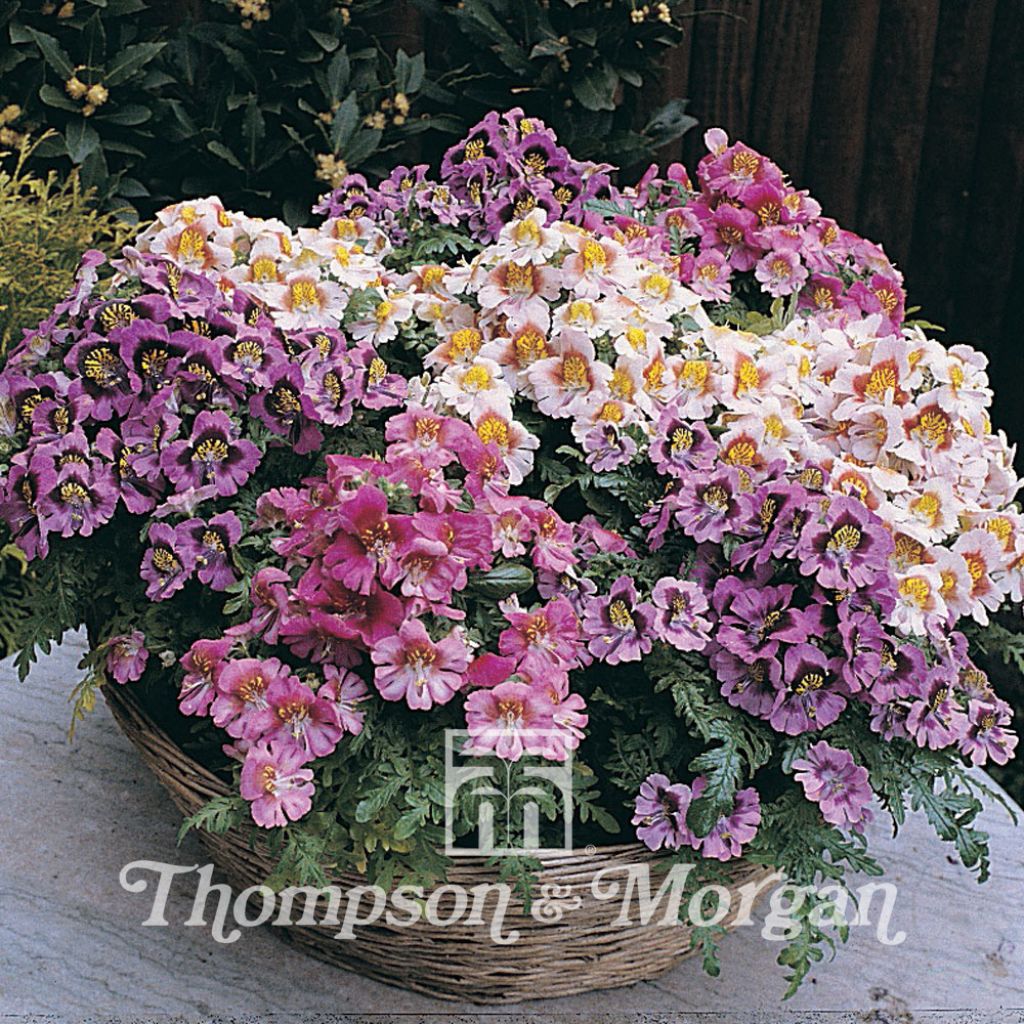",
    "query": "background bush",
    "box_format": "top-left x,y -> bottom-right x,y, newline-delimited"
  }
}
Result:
0,132 -> 127,354
0,0 -> 694,222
